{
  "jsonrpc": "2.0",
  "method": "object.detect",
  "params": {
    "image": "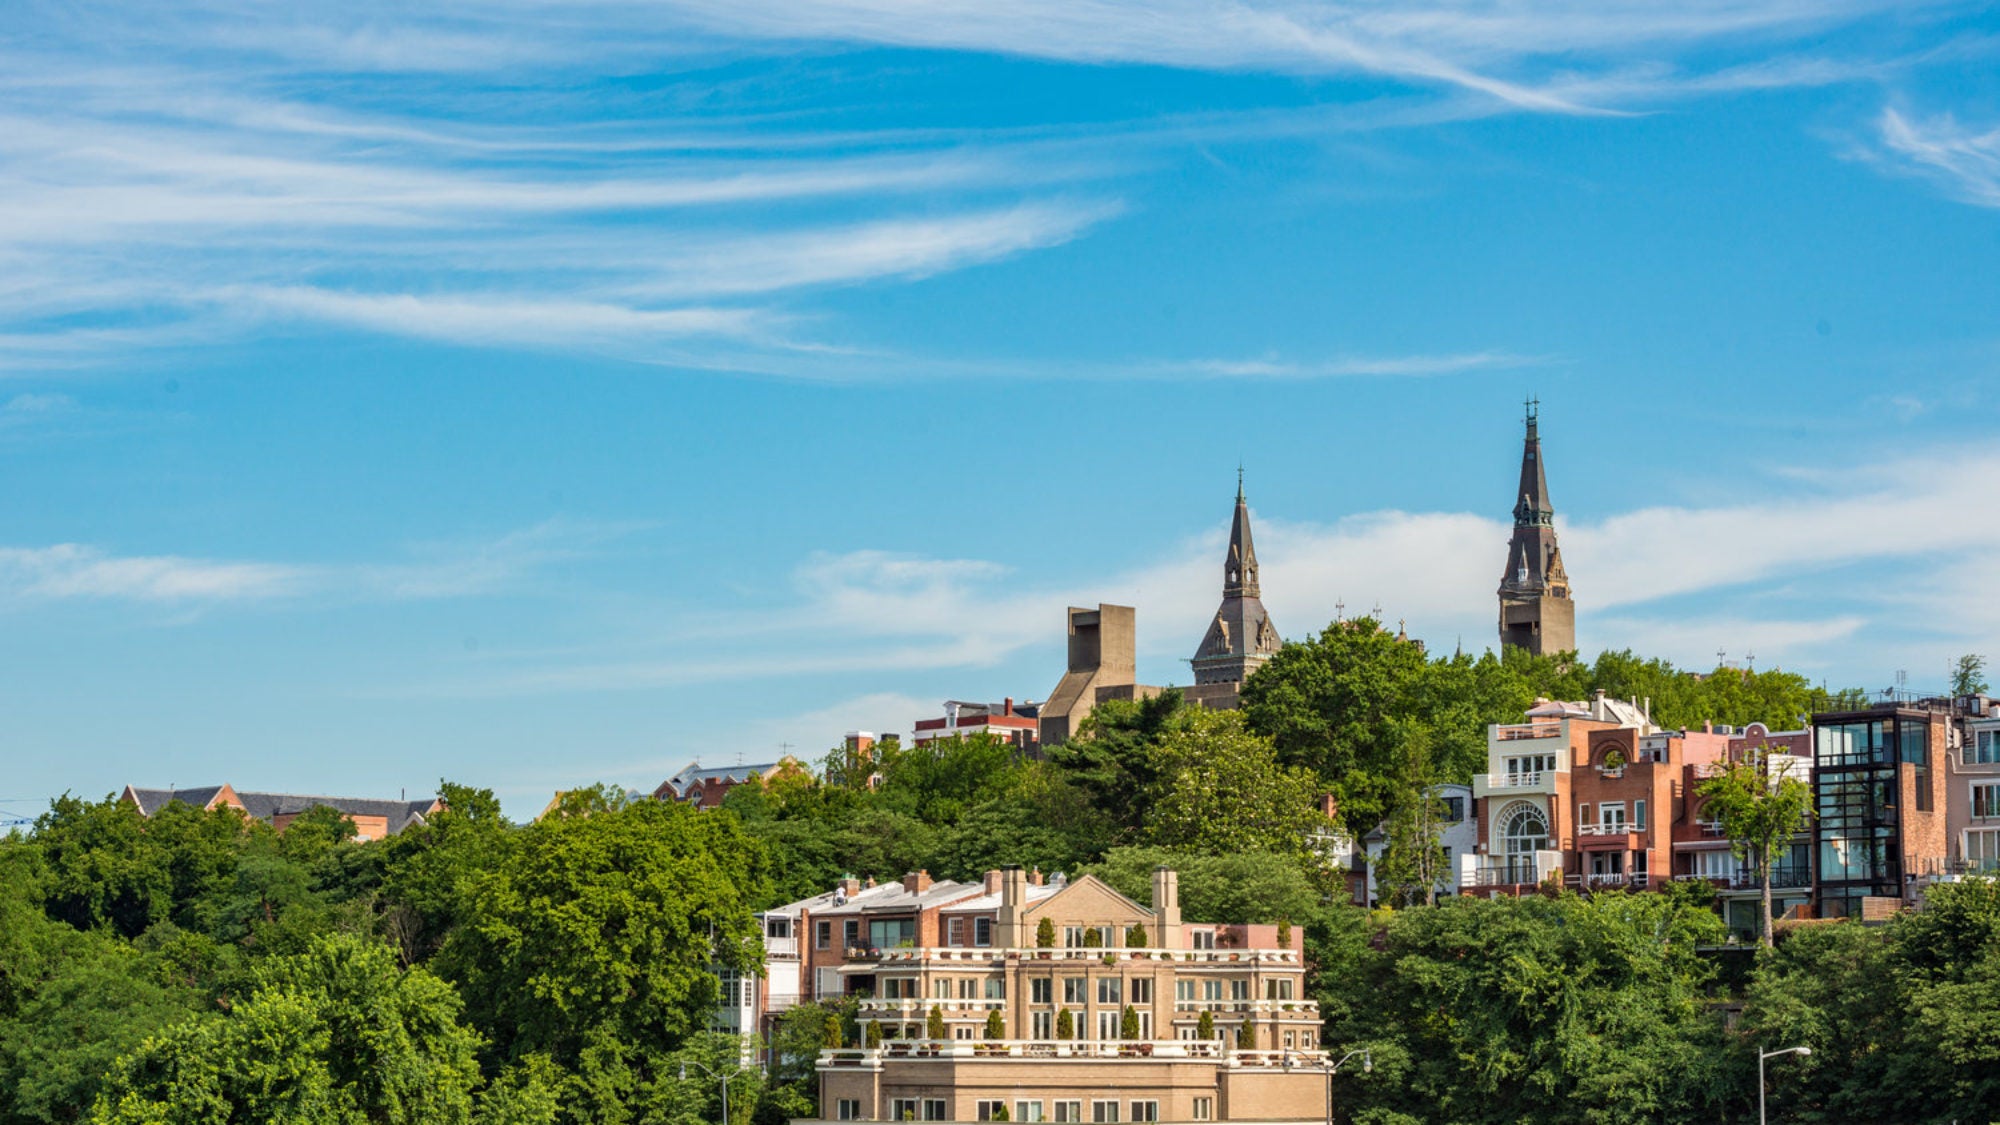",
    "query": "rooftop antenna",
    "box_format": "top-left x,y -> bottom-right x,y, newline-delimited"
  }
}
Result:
1716,647 -> 1727,668
1745,651 -> 1756,672
1334,599 -> 1345,622
1524,394 -> 1539,421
